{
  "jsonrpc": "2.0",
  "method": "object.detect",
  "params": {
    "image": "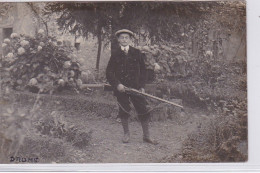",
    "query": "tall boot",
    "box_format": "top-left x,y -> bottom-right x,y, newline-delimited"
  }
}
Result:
141,120 -> 158,145
121,117 -> 130,143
